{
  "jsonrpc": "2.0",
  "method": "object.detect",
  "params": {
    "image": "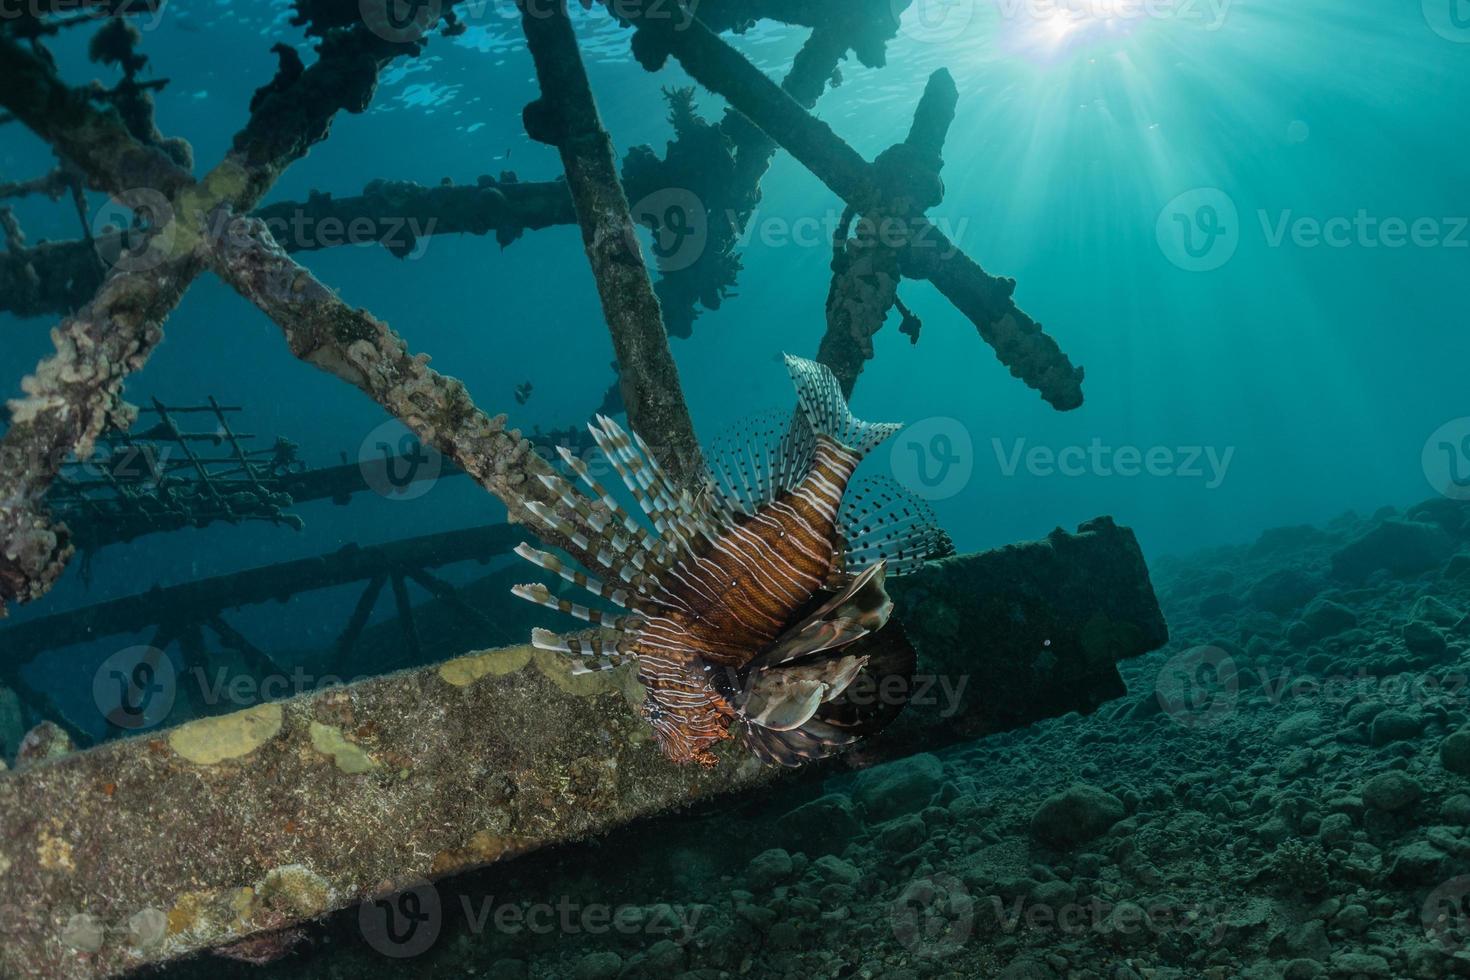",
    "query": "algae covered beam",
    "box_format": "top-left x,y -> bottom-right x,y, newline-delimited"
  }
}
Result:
0,518 -> 1164,979
200,211 -> 567,527
517,0 -> 704,487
